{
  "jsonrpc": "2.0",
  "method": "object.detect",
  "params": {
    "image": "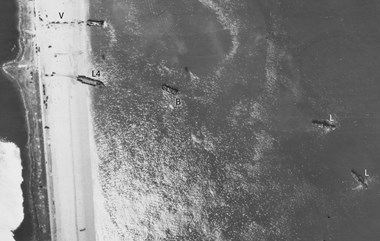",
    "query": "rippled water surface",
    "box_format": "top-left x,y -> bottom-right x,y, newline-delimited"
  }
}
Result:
89,1 -> 380,240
